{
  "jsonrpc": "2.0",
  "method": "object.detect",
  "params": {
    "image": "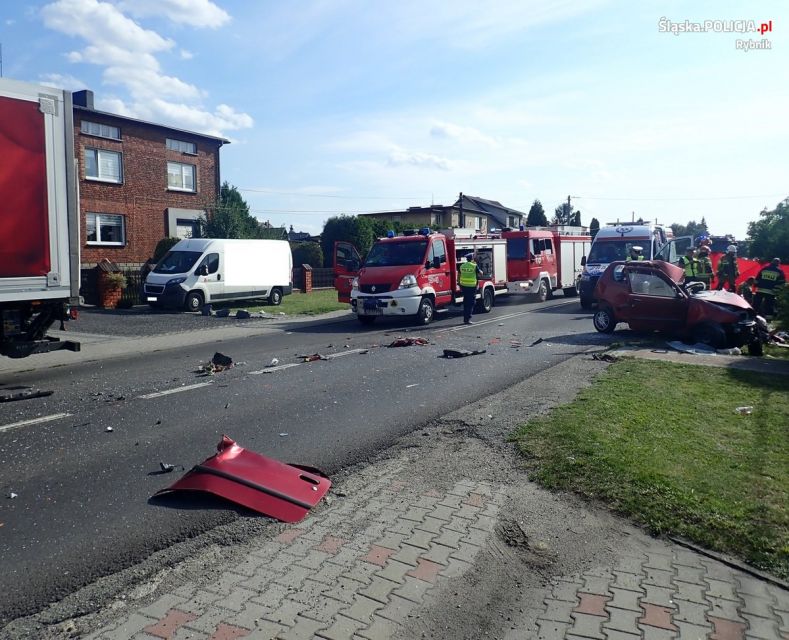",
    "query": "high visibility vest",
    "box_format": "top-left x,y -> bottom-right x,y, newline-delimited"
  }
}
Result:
626,255 -> 644,261
459,261 -> 478,287
680,256 -> 698,278
756,267 -> 784,295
